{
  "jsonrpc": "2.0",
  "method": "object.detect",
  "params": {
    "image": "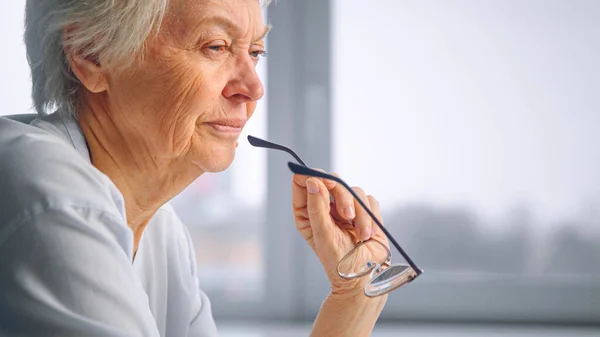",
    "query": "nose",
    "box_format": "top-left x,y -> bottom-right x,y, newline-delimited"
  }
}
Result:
222,54 -> 265,104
